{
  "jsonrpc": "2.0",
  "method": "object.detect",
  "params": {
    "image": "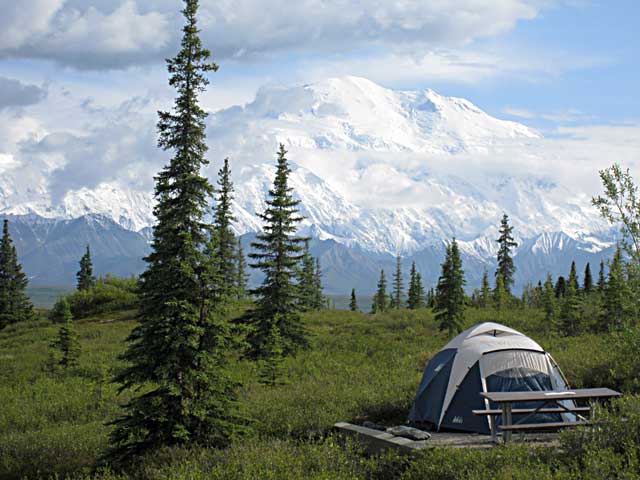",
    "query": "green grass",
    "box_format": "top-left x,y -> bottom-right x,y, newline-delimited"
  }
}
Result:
1,306 -> 640,479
